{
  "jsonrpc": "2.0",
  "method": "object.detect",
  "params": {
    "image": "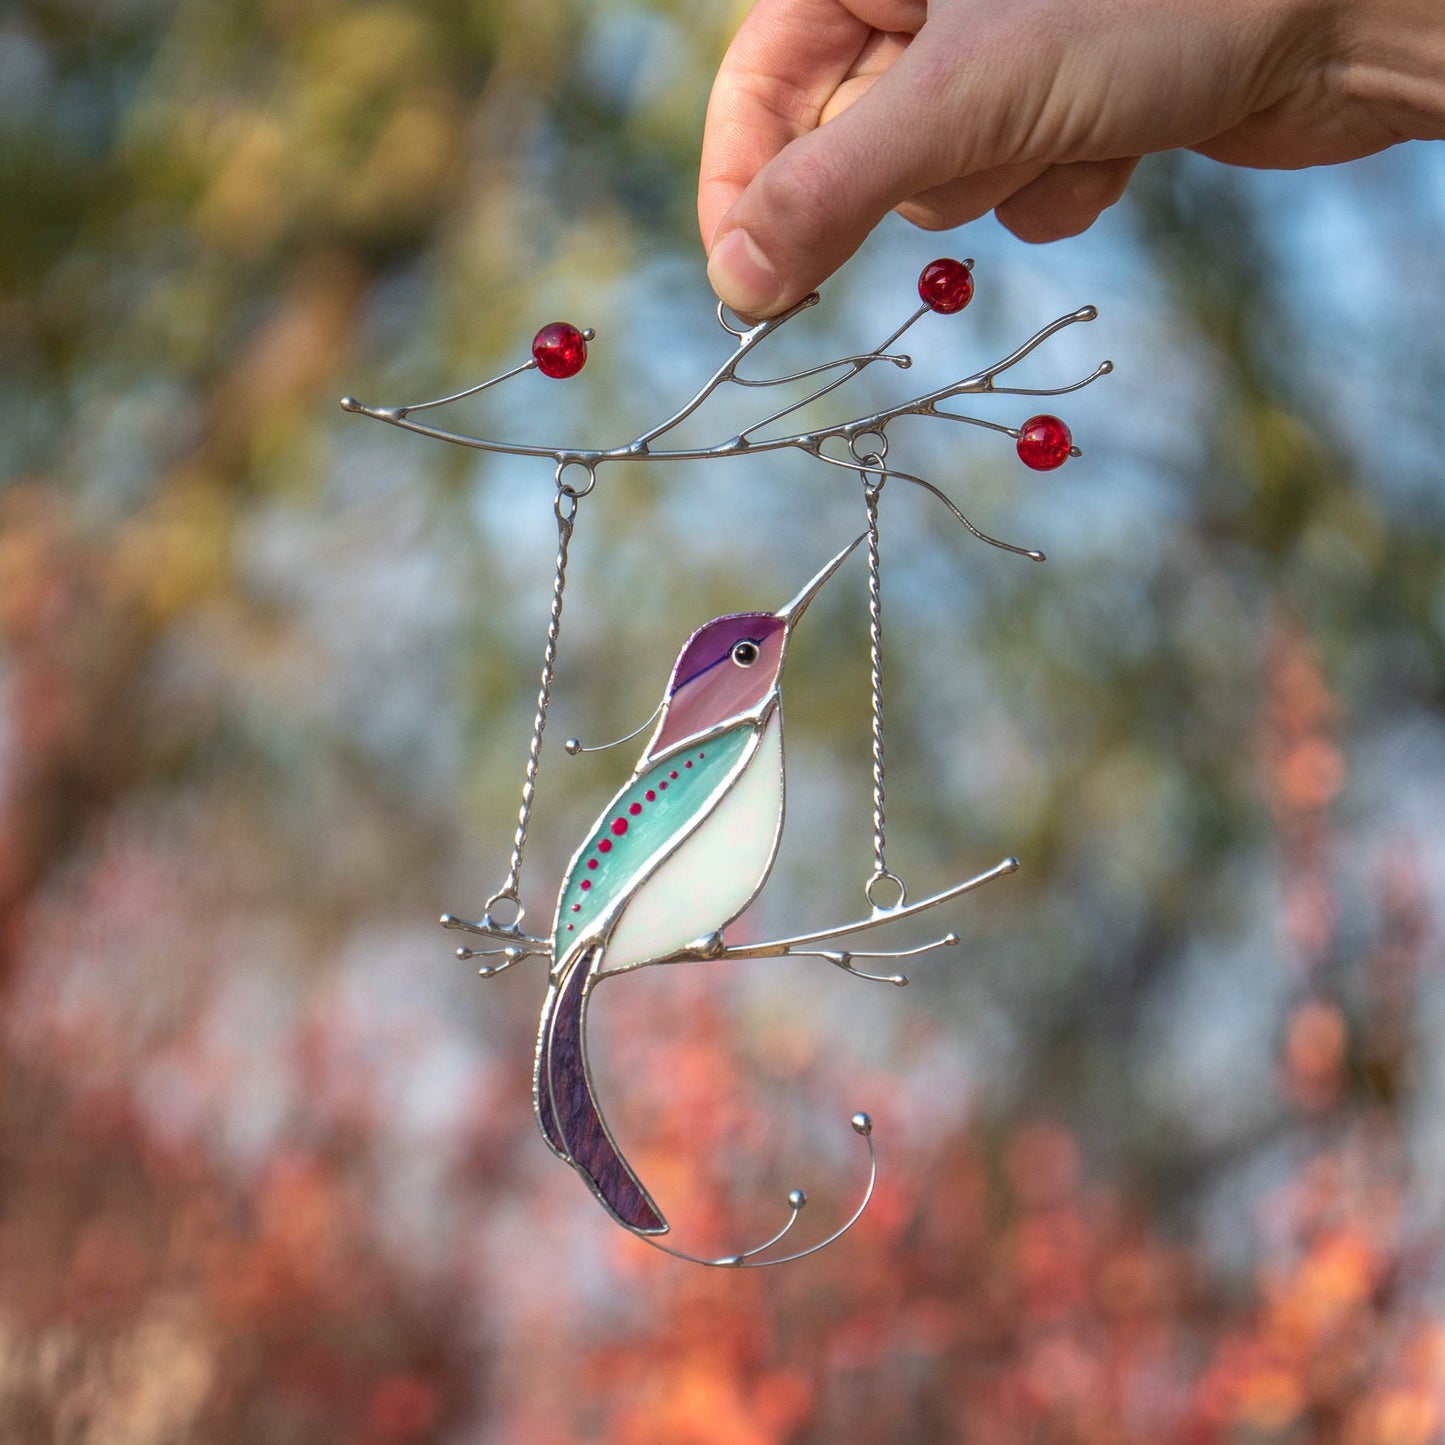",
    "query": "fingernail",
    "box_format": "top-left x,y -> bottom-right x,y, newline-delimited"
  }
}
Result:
707,228 -> 783,317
